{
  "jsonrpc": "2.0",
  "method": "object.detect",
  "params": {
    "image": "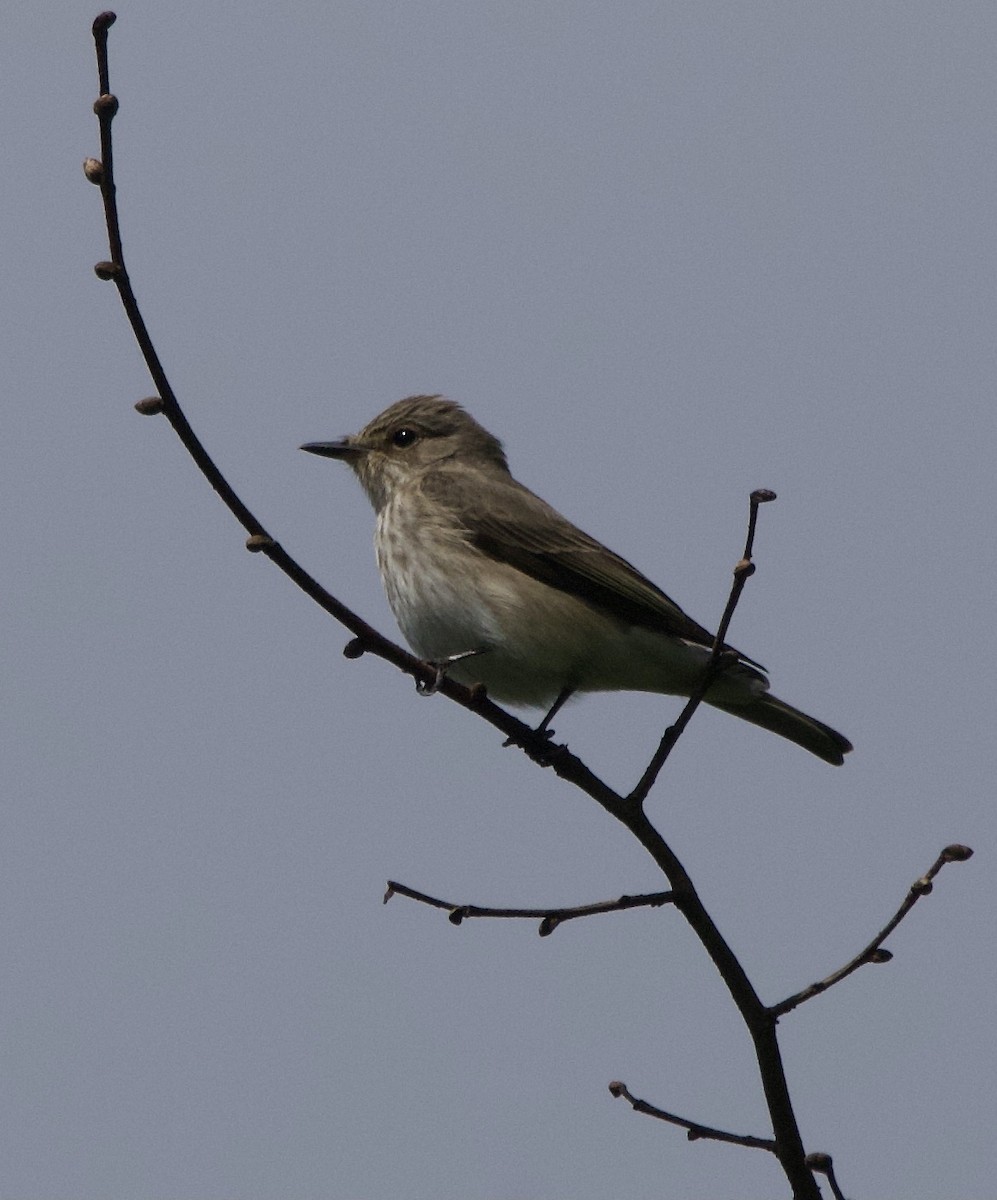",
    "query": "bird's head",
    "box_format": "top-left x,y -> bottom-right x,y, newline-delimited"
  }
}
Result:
301,394 -> 509,510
